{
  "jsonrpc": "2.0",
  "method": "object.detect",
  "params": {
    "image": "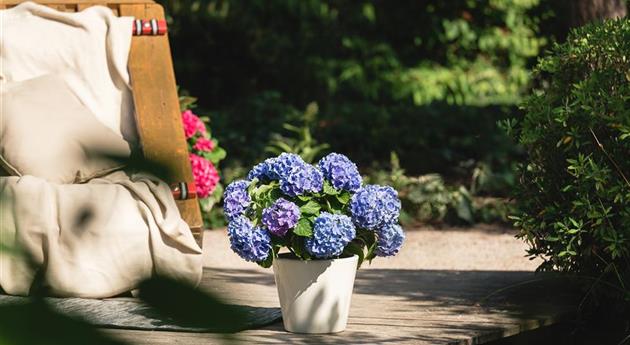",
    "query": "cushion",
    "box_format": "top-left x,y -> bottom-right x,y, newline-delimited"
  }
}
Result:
0,74 -> 131,184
